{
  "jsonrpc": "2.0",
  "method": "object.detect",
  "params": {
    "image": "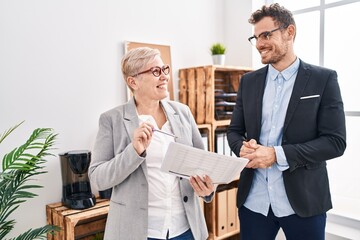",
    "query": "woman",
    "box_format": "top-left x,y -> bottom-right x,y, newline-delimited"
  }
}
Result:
88,47 -> 214,240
